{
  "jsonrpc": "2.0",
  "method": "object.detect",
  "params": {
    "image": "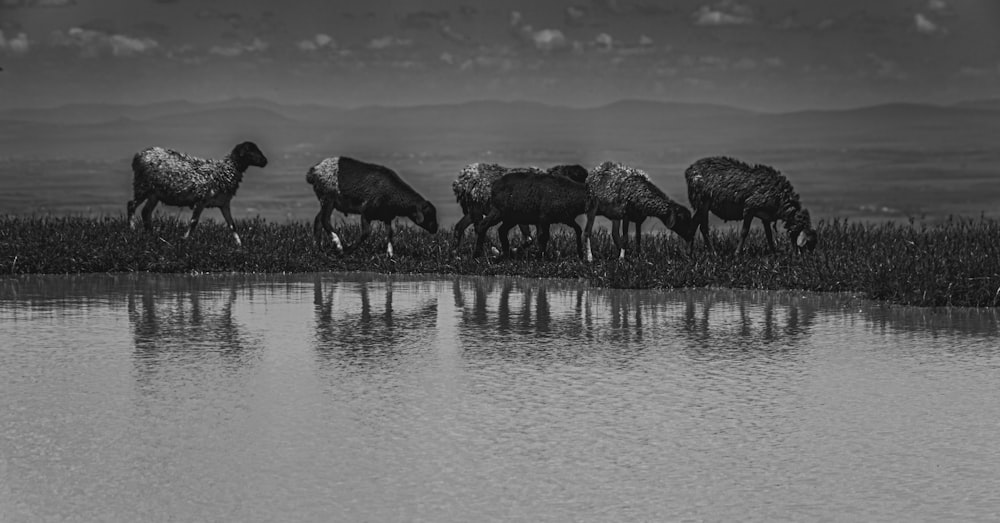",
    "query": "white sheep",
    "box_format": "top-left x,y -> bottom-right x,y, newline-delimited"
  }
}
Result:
126,141 -> 268,246
583,161 -> 694,262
